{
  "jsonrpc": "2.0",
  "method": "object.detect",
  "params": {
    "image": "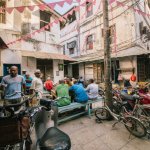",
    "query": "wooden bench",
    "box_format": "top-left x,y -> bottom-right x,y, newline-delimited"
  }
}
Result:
56,97 -> 103,125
